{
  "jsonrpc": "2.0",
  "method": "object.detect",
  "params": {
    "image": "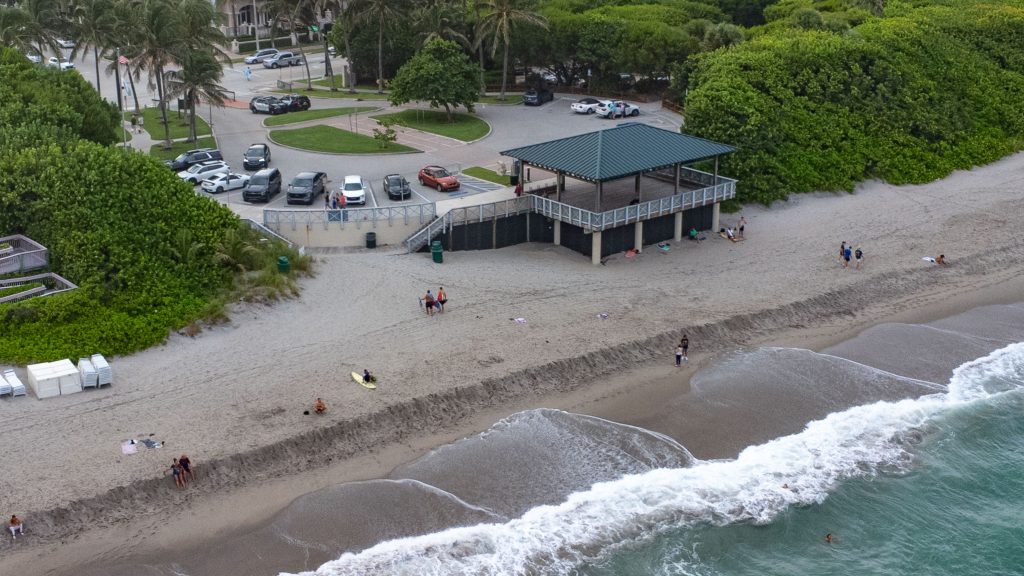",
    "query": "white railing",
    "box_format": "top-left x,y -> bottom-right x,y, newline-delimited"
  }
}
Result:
0,272 -> 78,304
0,234 -> 48,276
264,204 -> 437,233
404,197 -> 532,252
